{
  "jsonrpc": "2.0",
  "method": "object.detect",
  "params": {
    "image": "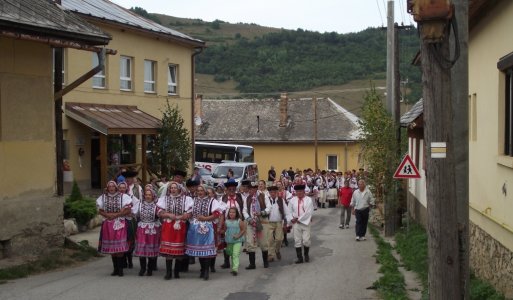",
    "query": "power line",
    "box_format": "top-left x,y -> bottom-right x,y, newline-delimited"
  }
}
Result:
376,0 -> 384,27
398,0 -> 406,25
